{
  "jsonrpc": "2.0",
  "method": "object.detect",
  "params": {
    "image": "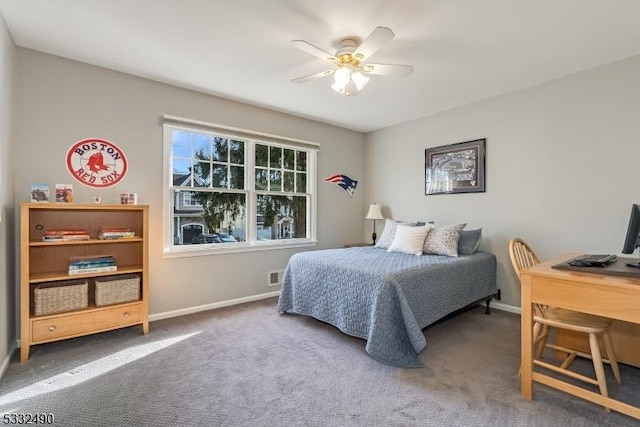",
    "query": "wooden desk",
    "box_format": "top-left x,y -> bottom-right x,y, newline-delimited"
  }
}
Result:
557,320 -> 640,368
520,253 -> 640,419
